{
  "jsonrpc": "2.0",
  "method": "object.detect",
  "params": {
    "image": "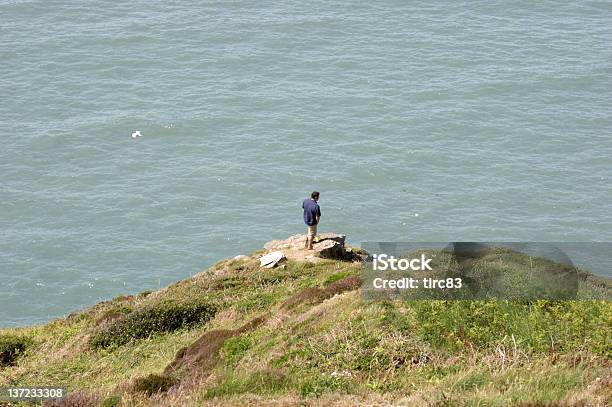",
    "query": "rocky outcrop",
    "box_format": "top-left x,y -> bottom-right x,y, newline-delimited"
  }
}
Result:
263,234 -> 307,250
312,239 -> 344,259
262,233 -> 359,262
264,233 -> 346,251
315,232 -> 346,245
